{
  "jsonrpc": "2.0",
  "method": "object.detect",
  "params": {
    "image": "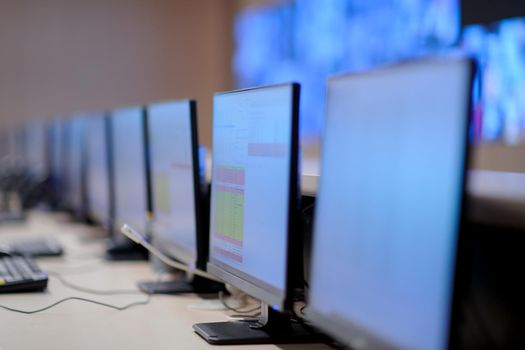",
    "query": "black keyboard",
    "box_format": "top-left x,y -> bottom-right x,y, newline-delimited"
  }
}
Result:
1,238 -> 64,257
0,256 -> 49,293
